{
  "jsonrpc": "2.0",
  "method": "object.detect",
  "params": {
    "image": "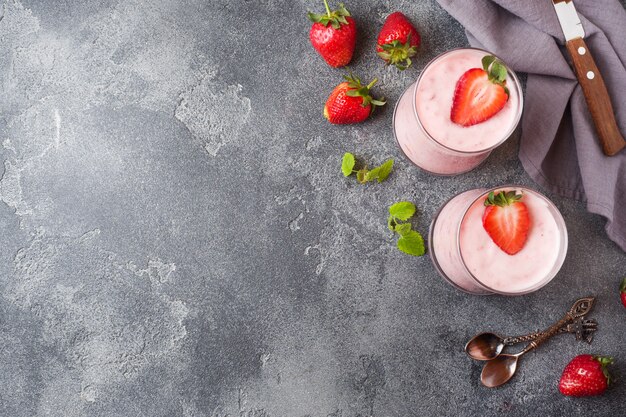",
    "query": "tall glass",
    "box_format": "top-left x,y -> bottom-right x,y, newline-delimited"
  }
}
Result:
393,48 -> 523,176
429,186 -> 568,295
